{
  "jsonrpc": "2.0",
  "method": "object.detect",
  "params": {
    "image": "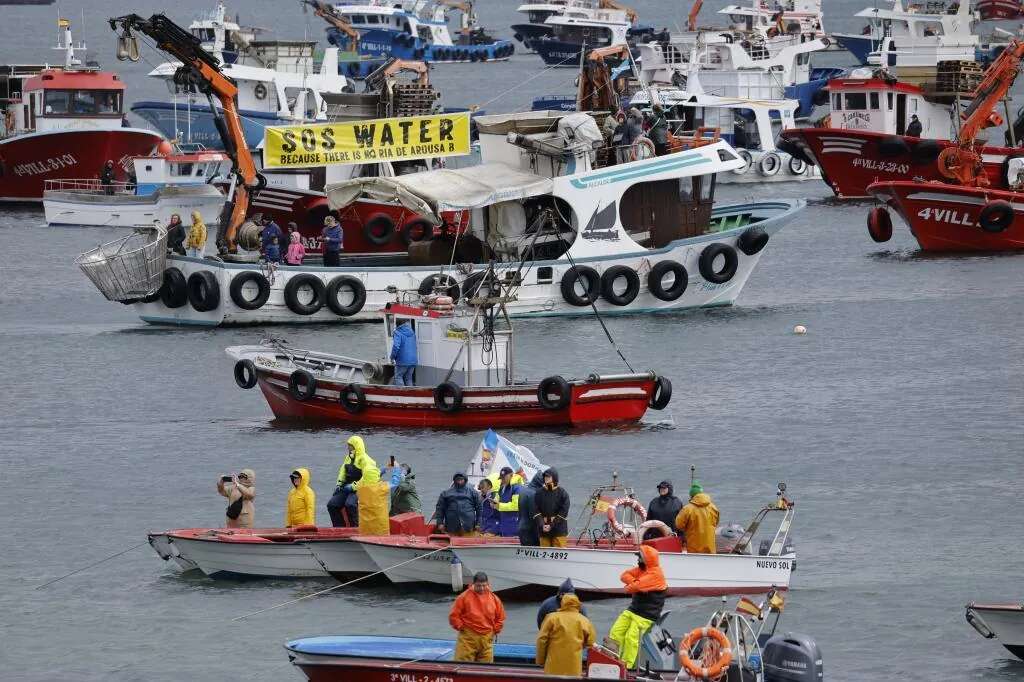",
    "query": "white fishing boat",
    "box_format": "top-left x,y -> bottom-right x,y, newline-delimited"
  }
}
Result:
530,1 -> 638,66
164,528 -> 332,579
966,603 -> 1024,661
43,150 -> 229,227
81,109 -> 803,326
